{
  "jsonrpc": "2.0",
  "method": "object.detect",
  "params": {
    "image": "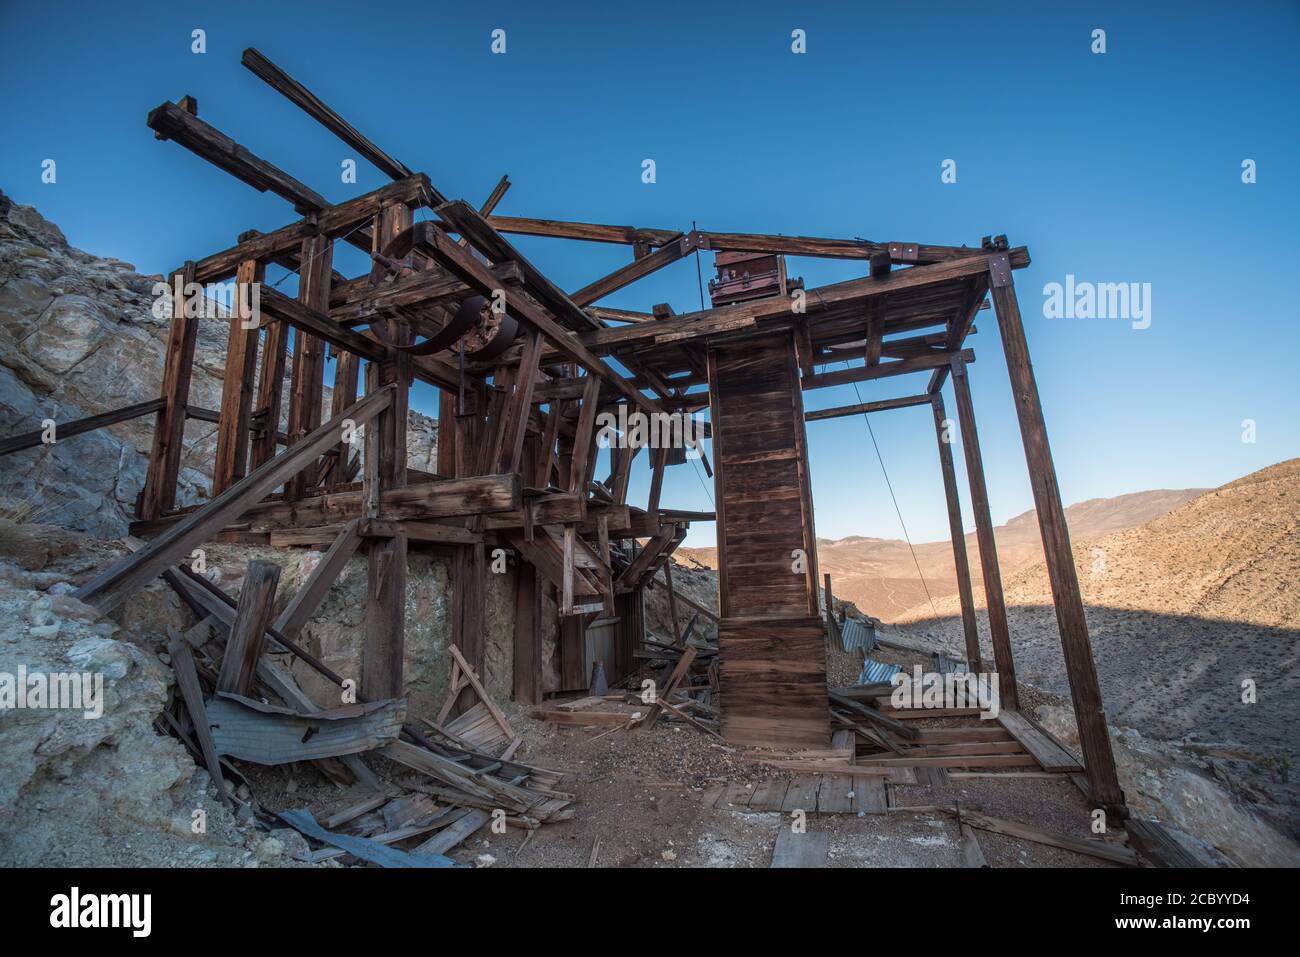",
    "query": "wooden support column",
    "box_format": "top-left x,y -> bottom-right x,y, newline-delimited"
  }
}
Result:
249,277 -> 290,472
662,555 -> 681,643
930,392 -> 982,671
213,259 -> 265,495
285,229 -> 333,498
512,563 -> 541,705
949,355 -> 1018,709
437,388 -> 457,477
986,252 -> 1124,815
361,203 -> 411,701
326,343 -> 361,490
141,261 -> 198,519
